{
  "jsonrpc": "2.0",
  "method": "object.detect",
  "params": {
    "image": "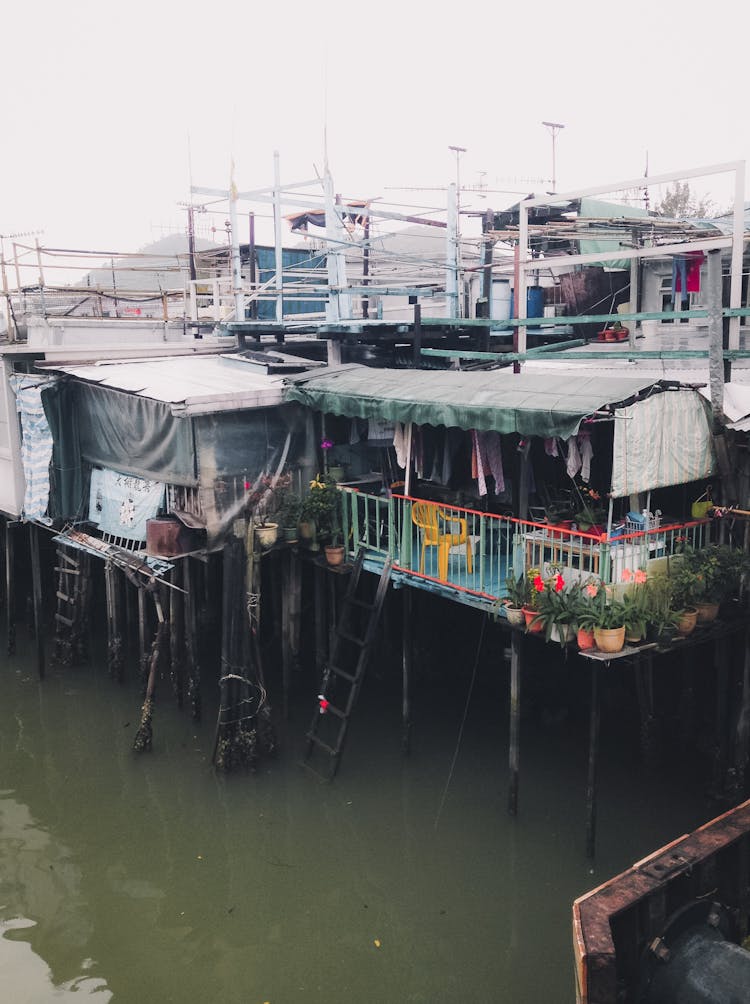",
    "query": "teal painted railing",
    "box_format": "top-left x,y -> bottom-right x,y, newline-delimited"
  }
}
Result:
337,487 -> 713,601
